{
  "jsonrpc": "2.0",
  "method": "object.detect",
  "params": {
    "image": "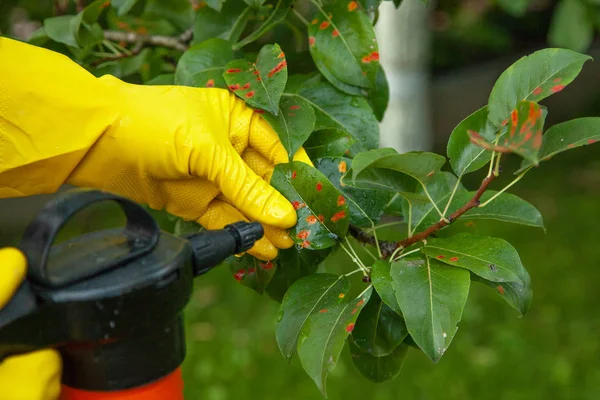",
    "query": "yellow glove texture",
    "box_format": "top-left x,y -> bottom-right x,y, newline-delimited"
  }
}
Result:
0,248 -> 62,400
0,37 -> 310,260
